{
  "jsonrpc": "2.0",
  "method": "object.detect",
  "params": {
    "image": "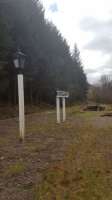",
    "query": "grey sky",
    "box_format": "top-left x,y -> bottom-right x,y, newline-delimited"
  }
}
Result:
80,17 -> 112,54
80,16 -> 112,81
41,0 -> 112,83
